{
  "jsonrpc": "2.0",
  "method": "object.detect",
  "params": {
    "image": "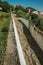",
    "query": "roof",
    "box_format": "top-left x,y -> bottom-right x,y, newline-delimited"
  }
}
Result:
0,7 -> 3,10
33,11 -> 38,14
